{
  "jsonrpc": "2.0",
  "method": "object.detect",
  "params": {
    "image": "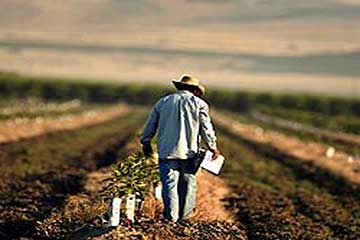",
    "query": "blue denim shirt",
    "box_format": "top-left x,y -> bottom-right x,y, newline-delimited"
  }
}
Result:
140,90 -> 217,160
